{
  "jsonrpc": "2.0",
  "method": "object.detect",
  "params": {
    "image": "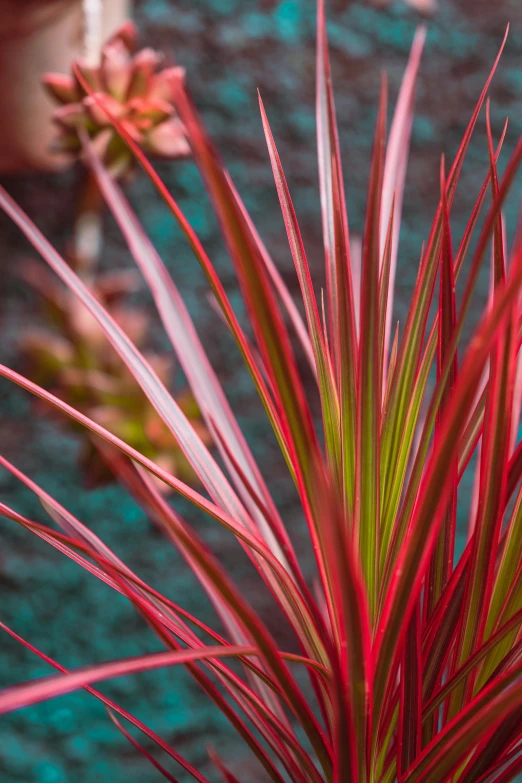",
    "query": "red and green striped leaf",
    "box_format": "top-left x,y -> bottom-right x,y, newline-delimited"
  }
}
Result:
424,158 -> 458,623
355,78 -> 386,619
316,0 -> 358,512
398,604 -> 422,776
380,25 -> 426,380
